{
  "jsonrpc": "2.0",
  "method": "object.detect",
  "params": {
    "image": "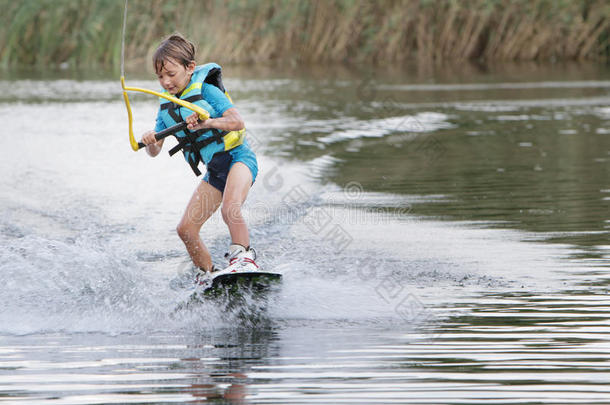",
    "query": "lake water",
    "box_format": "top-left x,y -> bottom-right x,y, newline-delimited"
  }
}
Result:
0,62 -> 609,404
